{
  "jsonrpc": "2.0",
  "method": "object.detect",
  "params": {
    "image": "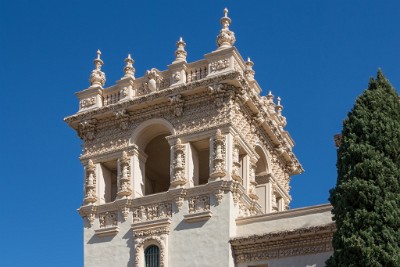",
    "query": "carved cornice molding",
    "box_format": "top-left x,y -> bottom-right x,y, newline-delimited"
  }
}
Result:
230,223 -> 336,263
